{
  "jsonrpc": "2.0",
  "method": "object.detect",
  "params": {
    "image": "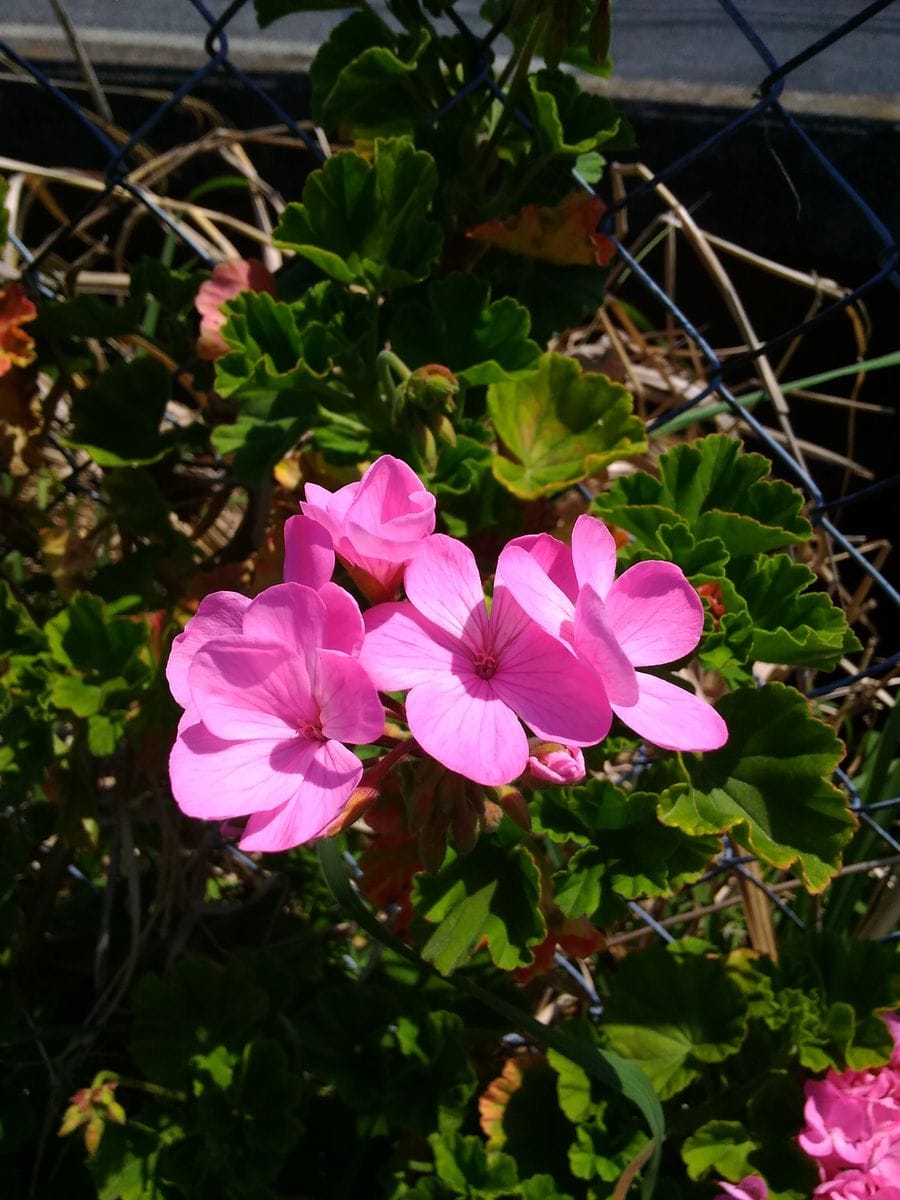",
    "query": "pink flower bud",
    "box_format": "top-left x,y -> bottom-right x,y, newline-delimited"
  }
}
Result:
524,741 -> 586,786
